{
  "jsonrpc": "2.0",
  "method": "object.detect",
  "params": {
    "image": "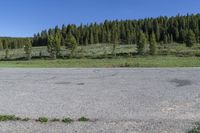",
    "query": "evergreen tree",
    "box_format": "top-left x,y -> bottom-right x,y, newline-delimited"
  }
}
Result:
107,31 -> 111,43
149,32 -> 157,55
24,39 -> 32,60
163,34 -> 168,44
179,29 -> 186,43
111,29 -> 119,56
5,49 -> 9,60
54,31 -> 61,57
2,40 -> 9,60
47,27 -> 61,59
154,20 -> 160,41
65,33 -> 78,57
137,31 -> 147,55
47,33 -> 57,59
185,30 -> 196,47
0,40 -> 3,51
94,30 -> 99,44
89,30 -> 94,44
